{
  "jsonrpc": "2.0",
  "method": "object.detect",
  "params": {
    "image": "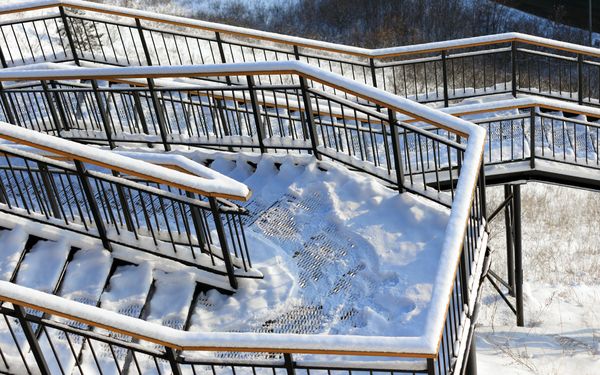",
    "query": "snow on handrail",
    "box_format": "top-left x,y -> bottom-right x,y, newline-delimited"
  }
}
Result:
0,60 -> 486,357
2,0 -> 600,59
0,122 -> 251,201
